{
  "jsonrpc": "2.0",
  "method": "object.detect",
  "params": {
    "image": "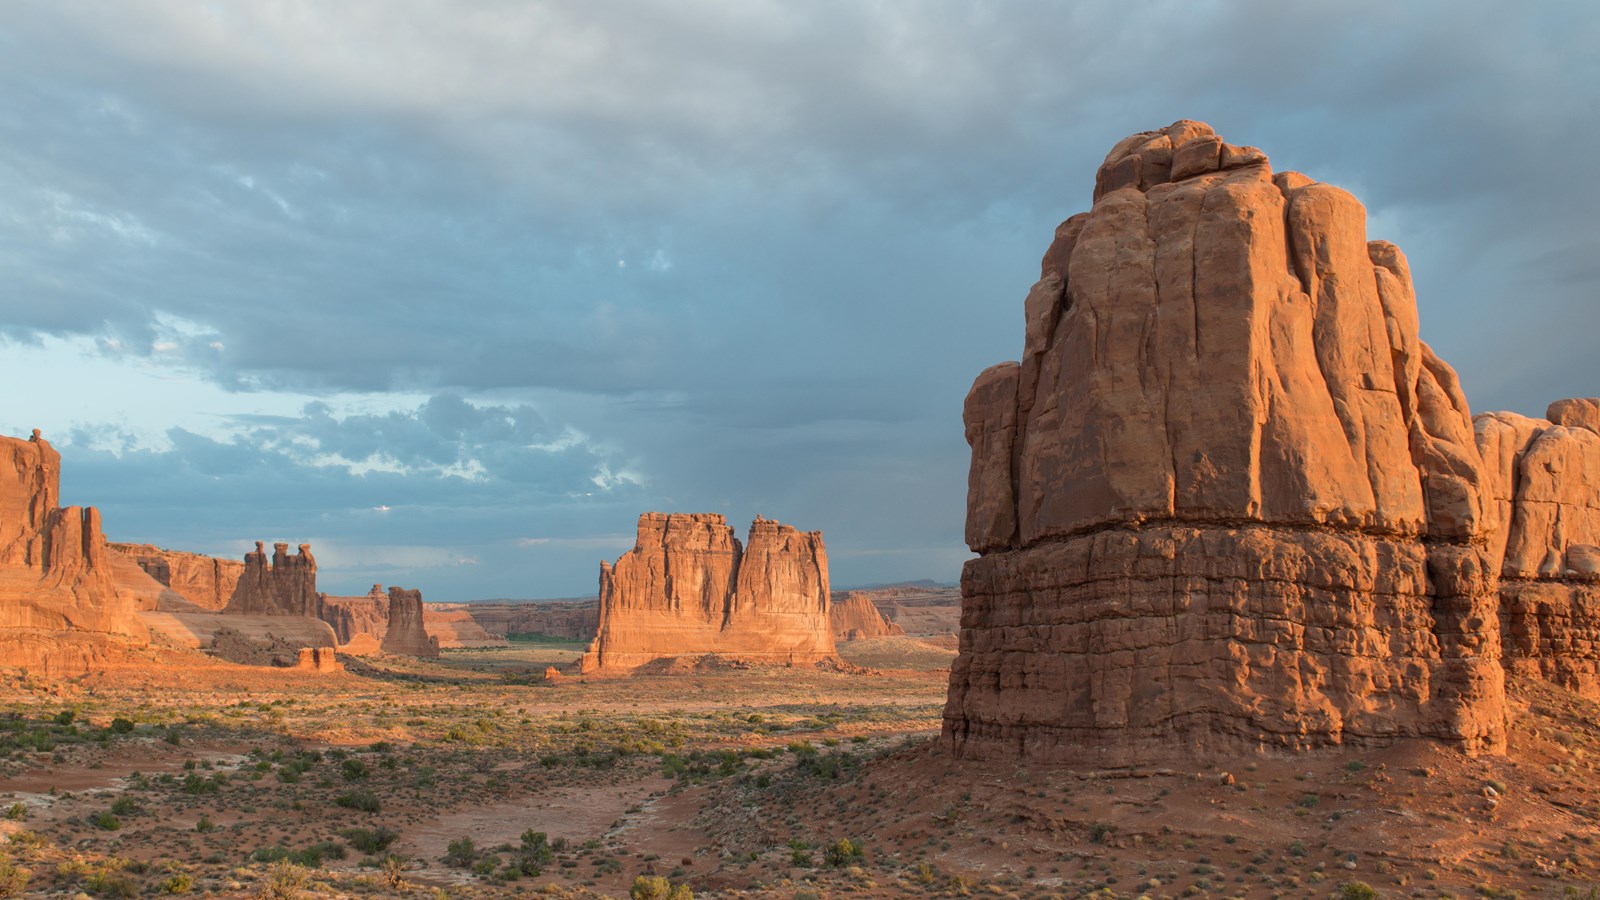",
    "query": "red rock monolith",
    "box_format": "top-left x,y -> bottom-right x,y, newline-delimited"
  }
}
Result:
223,542 -> 320,618
944,121 -> 1507,764
579,513 -> 836,674
381,586 -> 440,658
